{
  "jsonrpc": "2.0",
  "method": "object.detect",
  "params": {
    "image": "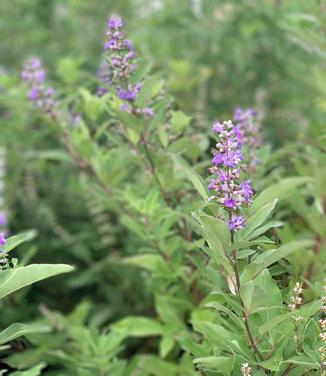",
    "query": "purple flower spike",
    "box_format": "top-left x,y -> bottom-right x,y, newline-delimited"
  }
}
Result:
21,58 -> 56,114
0,233 -> 5,246
99,17 -> 155,117
108,17 -> 123,29
207,119 -> 253,231
233,107 -> 262,173
228,215 -> 245,231
28,87 -> 38,101
143,108 -> 154,117
0,212 -> 6,227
